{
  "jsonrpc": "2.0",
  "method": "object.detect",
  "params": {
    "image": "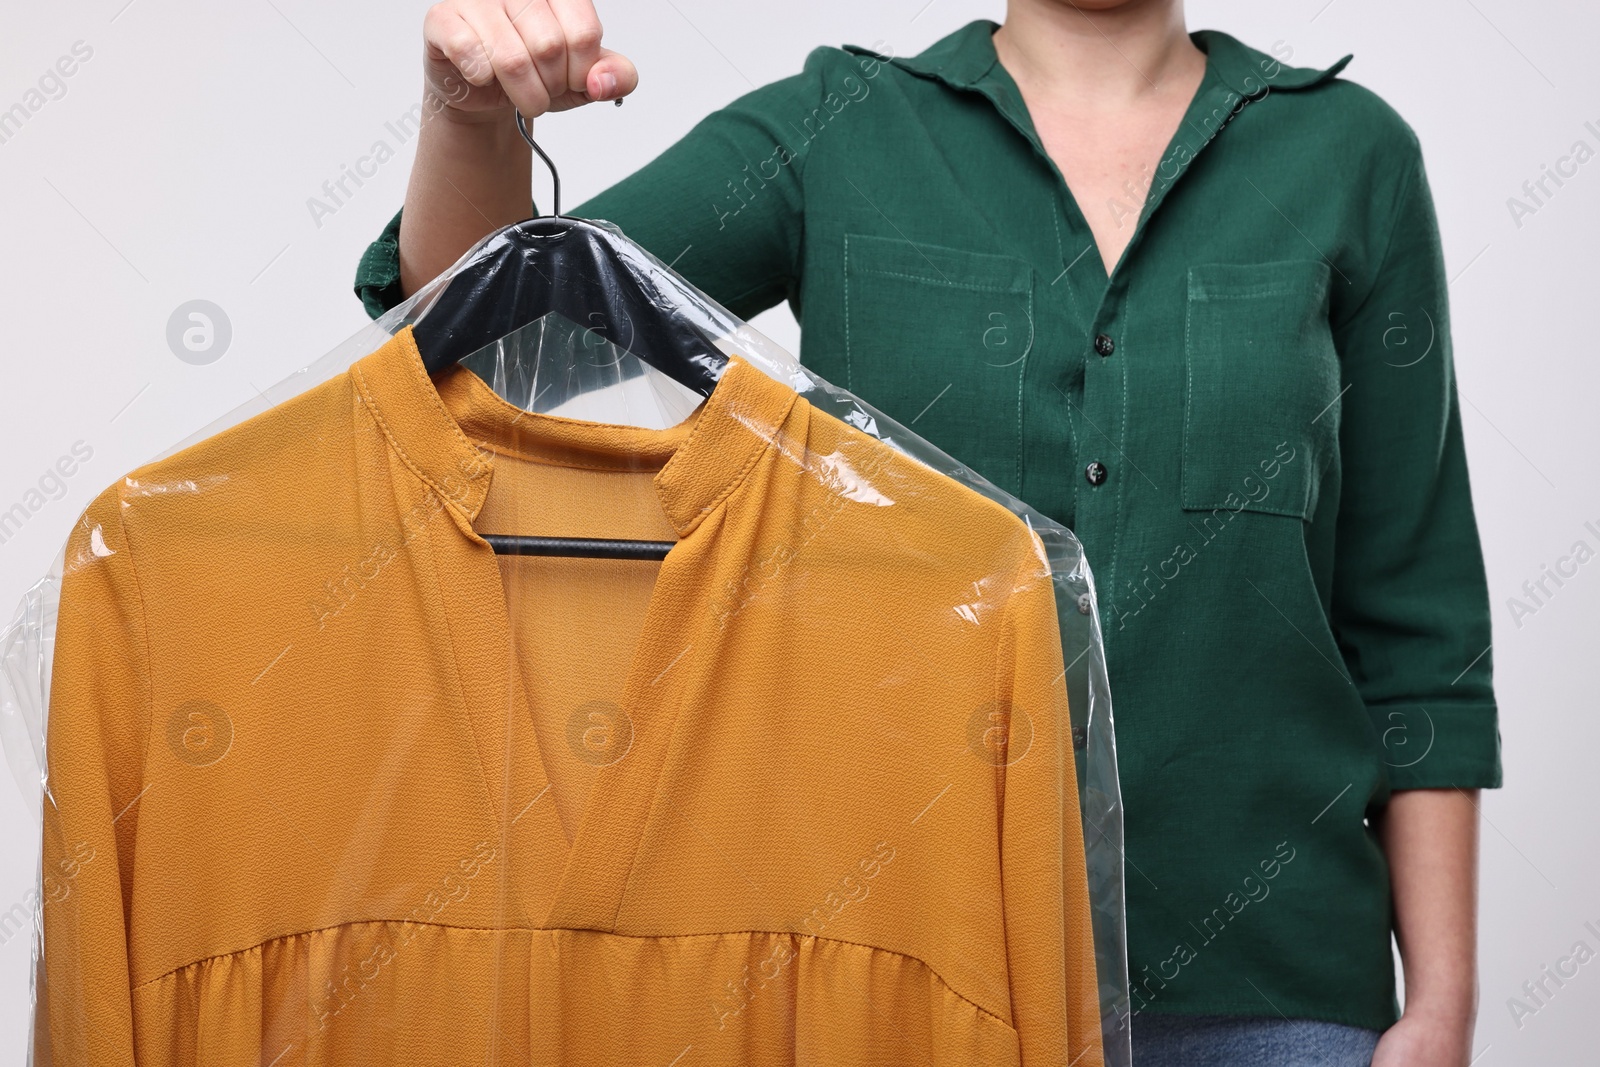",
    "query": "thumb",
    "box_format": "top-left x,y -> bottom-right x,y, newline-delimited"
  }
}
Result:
584,47 -> 639,102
